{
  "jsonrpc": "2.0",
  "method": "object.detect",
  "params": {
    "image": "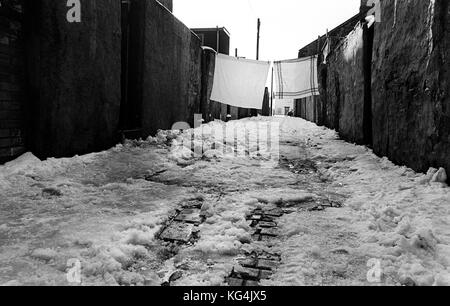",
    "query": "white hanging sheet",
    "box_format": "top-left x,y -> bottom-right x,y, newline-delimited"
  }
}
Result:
211,54 -> 270,109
